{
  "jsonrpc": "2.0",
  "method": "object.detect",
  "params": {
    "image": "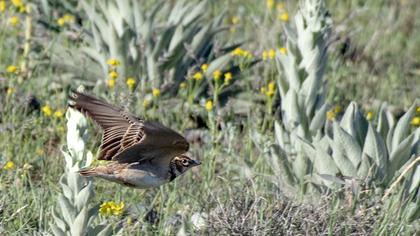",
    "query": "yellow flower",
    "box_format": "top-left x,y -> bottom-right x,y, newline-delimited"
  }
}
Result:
180,82 -> 187,89
201,64 -> 208,73
326,110 -> 336,121
107,78 -> 116,89
265,90 -> 275,97
0,1 -> 6,12
126,77 -> 136,90
109,70 -> 118,79
9,16 -> 19,26
411,117 -> 420,127
416,106 -> 420,114
152,88 -> 160,97
262,50 -> 268,61
107,58 -> 120,67
213,70 -> 221,81
53,110 -> 64,119
99,201 -> 125,216
232,47 -> 244,56
366,111 -> 374,121
143,99 -> 150,108
279,12 -> 289,22
6,88 -> 14,96
279,47 -> 287,55
11,0 -> 22,7
193,72 -> 203,81
18,4 -> 26,13
63,14 -> 75,23
224,72 -> 232,85
268,49 -> 276,59
268,81 -> 276,91
3,161 -> 15,170
35,148 -> 44,156
57,18 -> 65,26
266,0 -> 274,9
42,105 -> 52,116
260,87 -> 266,94
6,65 -> 18,73
334,105 -> 342,114
205,100 -> 213,111
231,16 -> 240,25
